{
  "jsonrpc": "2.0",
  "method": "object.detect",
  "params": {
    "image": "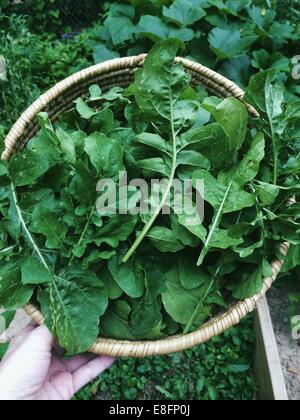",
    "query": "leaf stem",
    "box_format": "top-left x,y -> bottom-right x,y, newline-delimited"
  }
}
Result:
122,100 -> 178,263
0,245 -> 16,254
69,204 -> 95,265
183,278 -> 215,334
197,181 -> 233,266
10,182 -> 50,272
270,126 -> 278,185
